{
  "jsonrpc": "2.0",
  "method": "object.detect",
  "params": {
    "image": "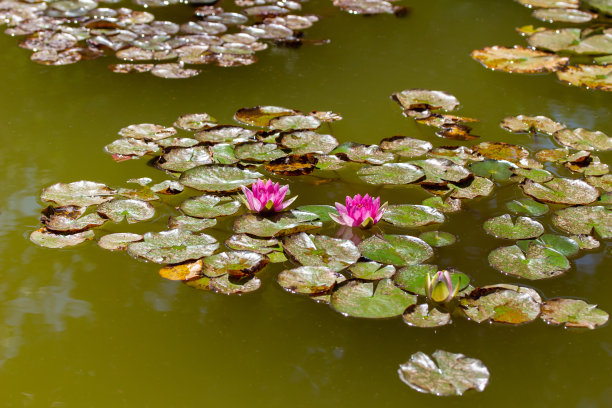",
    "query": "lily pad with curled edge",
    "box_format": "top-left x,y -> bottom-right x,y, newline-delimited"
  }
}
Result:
40,205 -> 103,232
234,142 -> 287,162
557,64 -> 612,91
584,0 -> 612,14
402,304 -> 452,328
449,176 -> 494,199
565,156 -> 609,176
422,196 -> 462,213
587,174 -> 612,192
201,251 -> 269,278
97,199 -> 155,224
265,154 -> 318,176
518,0 -> 579,8
553,128 -> 612,151
269,114 -> 321,131
30,228 -> 95,249
333,142 -> 395,164
460,284 -> 542,323
174,113 -> 217,131
358,234 -> 434,266
168,215 -> 217,232
488,243 -> 570,279
521,178 -> 599,205
41,181 -> 116,207
571,234 -> 600,249
195,125 -> 256,144
159,259 -> 203,281
278,131 -> 338,154
98,233 -> 143,251
295,205 -> 337,222
179,165 -> 263,193
393,265 -> 469,296
357,163 -> 425,185
552,205 -> 612,238
518,233 -> 580,257
419,231 -> 456,247
151,63 -> 200,79
484,214 -> 544,239
209,275 -> 261,295
119,123 -> 177,141
309,111 -> 342,122
505,197 -> 549,216
233,210 -> 322,237
435,124 -> 479,141
282,233 -> 360,272
331,278 -> 416,318
127,229 -> 218,264
541,298 -> 609,329
226,234 -> 280,254
473,142 -> 530,163
382,205 -> 445,228
500,115 -> 565,135
278,266 -> 344,294
184,276 -> 211,291
410,158 -> 473,186
349,262 -> 395,280
391,89 -> 459,112
471,46 -> 569,73
533,7 -> 597,23
151,180 -> 183,195
155,146 -> 214,172
234,106 -> 296,127
398,350 -> 490,396
468,159 -> 516,181
379,136 -> 433,158
104,138 -> 160,158
179,195 -> 241,218
511,168 -> 553,183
